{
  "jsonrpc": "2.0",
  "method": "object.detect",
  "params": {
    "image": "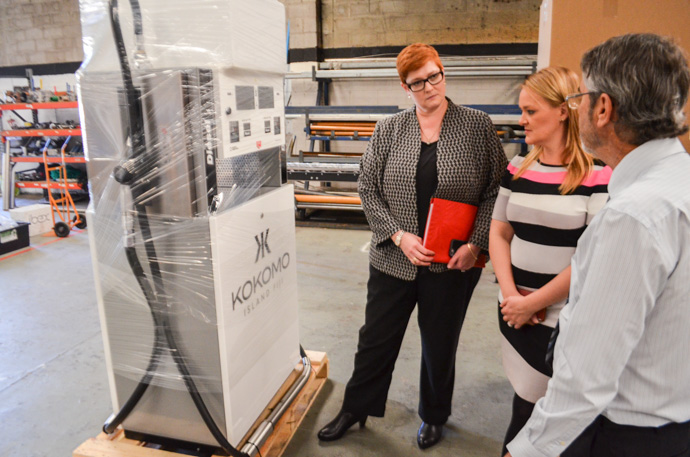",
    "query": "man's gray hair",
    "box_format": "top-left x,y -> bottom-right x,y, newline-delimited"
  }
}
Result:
581,33 -> 690,145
